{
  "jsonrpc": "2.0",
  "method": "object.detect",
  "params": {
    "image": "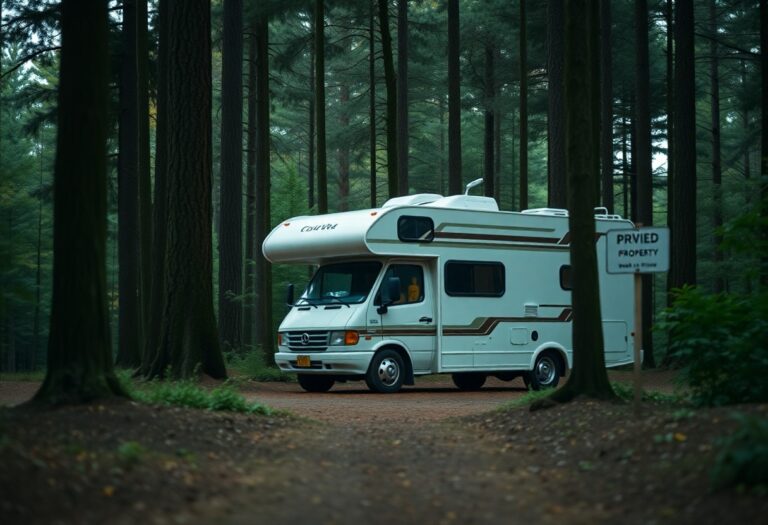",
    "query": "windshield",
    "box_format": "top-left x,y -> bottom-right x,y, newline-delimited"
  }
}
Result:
301,261 -> 382,305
